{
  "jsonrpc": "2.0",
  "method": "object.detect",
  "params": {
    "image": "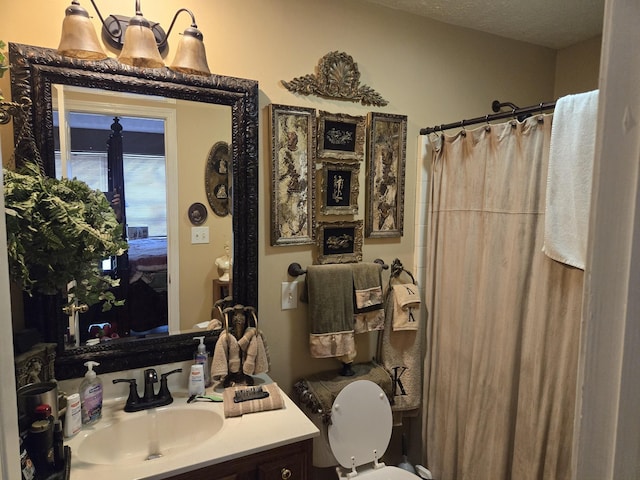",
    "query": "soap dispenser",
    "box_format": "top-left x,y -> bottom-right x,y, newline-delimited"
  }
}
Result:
194,336 -> 212,387
79,361 -> 103,425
